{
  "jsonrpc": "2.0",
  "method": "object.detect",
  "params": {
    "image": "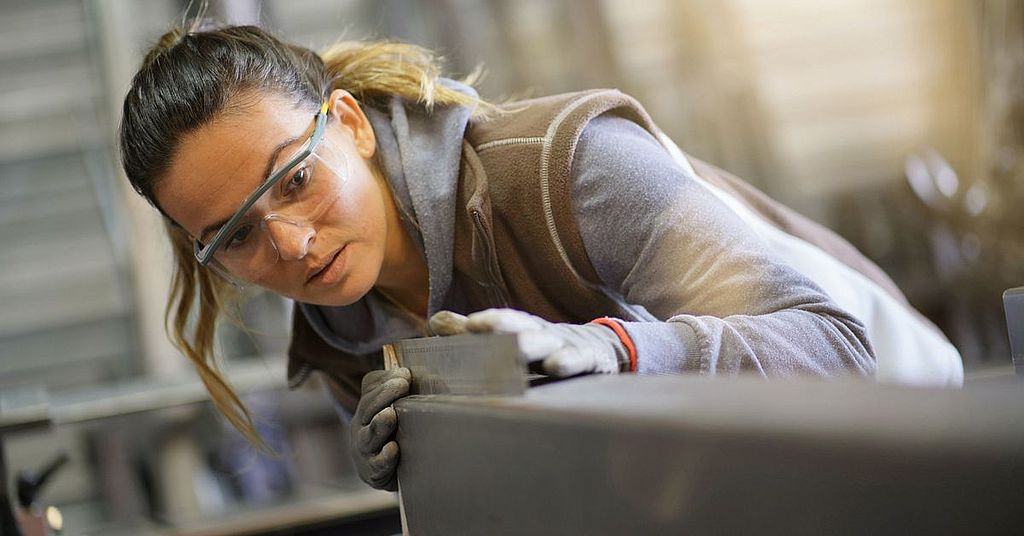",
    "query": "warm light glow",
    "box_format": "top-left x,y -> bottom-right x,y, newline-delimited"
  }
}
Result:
45,506 -> 63,532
